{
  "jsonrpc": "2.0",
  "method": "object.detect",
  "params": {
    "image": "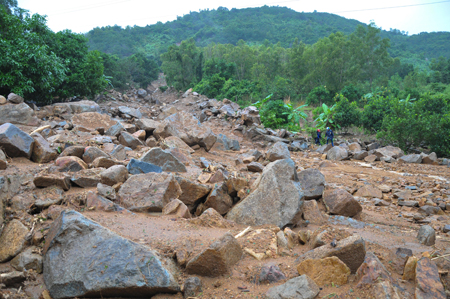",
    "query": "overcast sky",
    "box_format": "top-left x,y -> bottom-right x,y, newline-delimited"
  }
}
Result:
16,0 -> 450,35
